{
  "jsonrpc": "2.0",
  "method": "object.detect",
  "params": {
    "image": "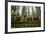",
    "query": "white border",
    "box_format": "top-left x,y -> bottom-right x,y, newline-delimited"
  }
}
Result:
8,2 -> 44,32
